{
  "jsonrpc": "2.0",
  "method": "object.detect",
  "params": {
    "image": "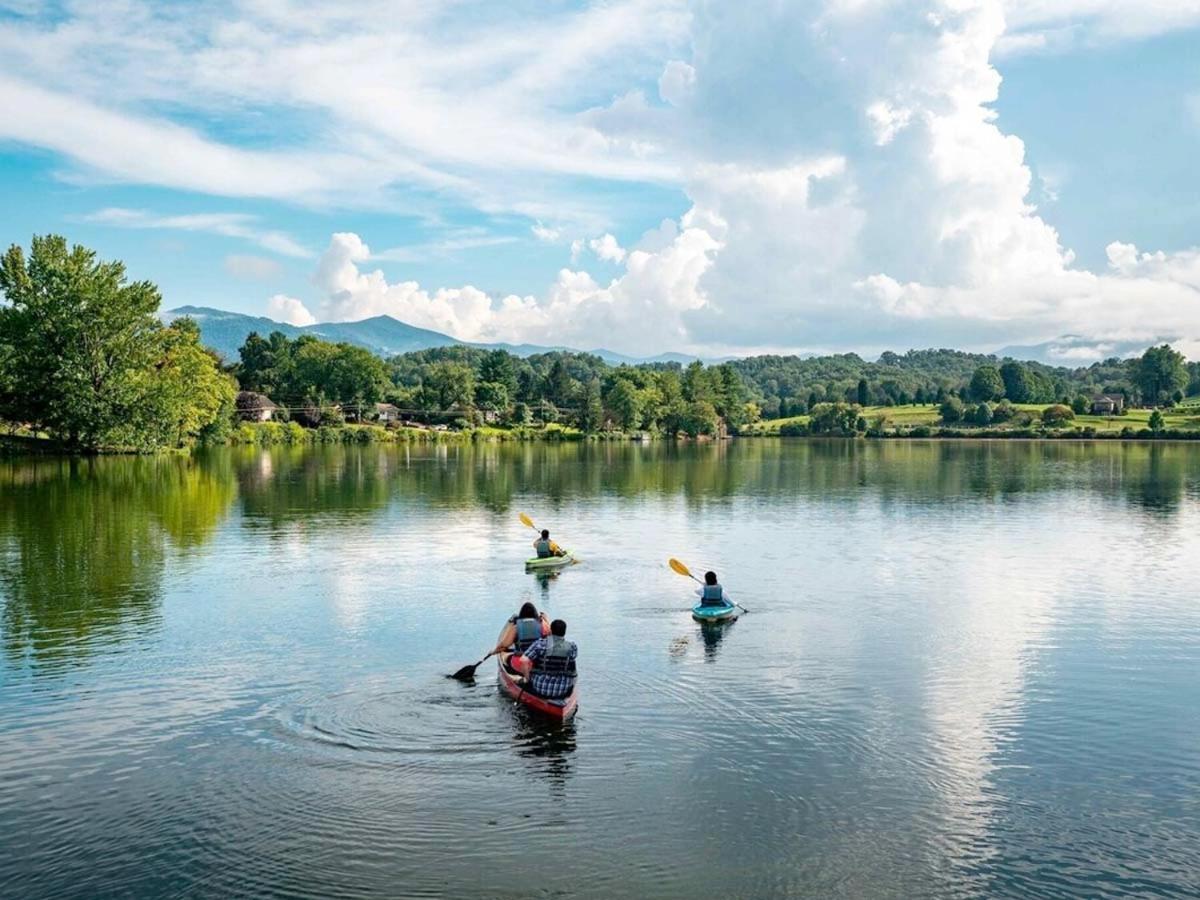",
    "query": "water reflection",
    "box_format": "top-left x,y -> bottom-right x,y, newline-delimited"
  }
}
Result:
507,708 -> 577,791
698,621 -> 733,662
0,455 -> 235,670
